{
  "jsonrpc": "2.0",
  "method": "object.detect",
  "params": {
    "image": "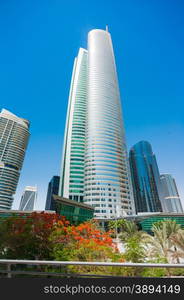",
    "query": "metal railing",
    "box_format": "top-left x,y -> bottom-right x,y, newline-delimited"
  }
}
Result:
0,259 -> 184,278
